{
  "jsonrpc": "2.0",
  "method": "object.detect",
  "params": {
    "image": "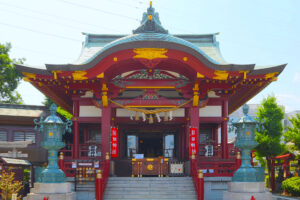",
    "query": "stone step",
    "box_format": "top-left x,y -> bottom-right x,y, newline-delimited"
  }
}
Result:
104,194 -> 197,199
107,180 -> 193,184
106,187 -> 195,191
105,190 -> 196,195
108,177 -> 192,181
104,177 -> 196,200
